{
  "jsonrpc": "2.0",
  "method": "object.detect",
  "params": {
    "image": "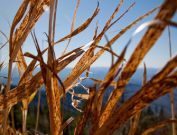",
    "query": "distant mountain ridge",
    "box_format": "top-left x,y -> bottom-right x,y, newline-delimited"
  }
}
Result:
1,67 -> 177,116
0,67 -> 159,85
